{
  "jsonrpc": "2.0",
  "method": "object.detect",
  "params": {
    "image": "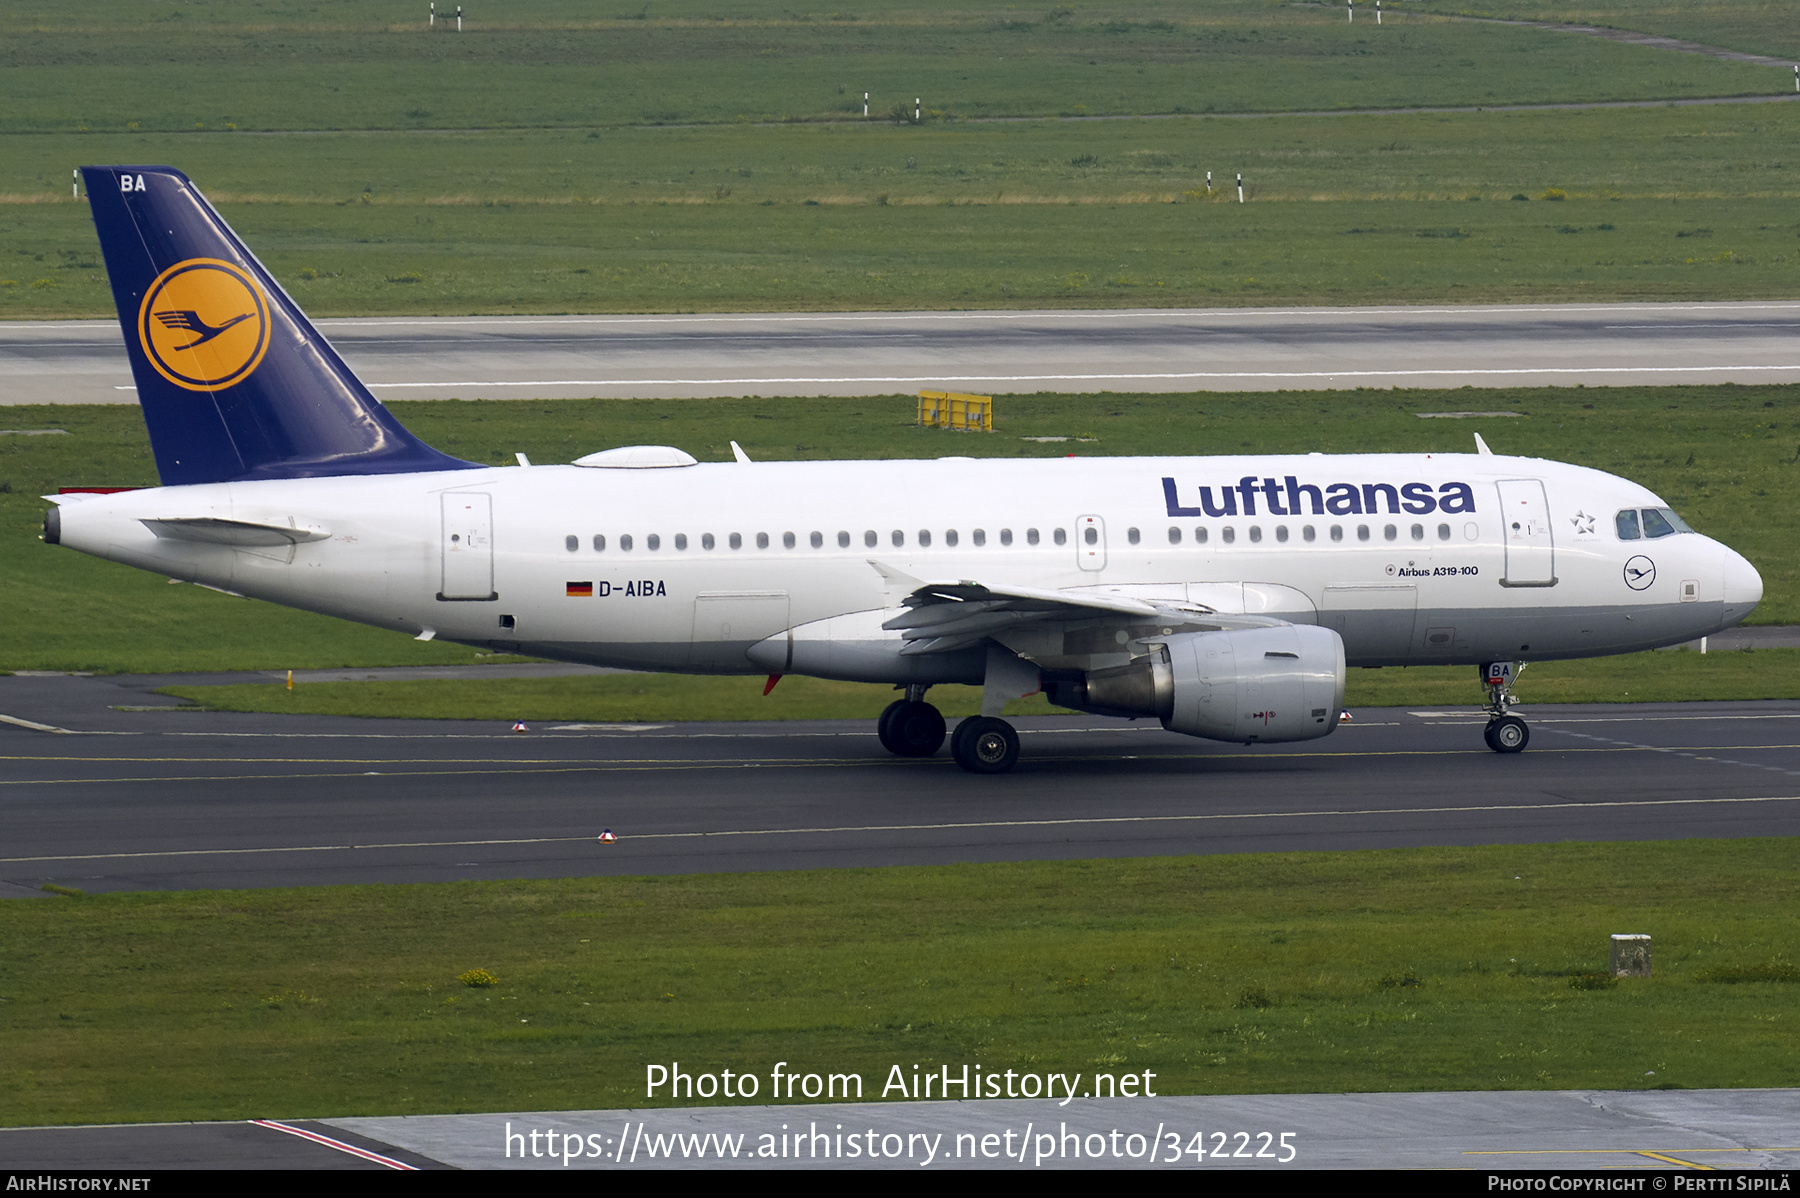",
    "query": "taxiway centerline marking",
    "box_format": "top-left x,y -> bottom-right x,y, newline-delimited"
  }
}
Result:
6,793 -> 1798,864
5,742 -> 1798,767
